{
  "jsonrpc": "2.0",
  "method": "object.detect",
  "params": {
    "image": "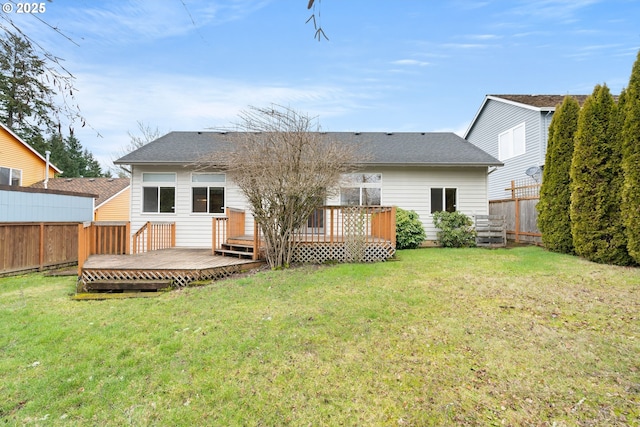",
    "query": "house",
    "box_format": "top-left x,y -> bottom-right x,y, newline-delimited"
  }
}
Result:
30,177 -> 131,221
464,95 -> 588,200
0,122 -> 61,187
114,131 -> 502,247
